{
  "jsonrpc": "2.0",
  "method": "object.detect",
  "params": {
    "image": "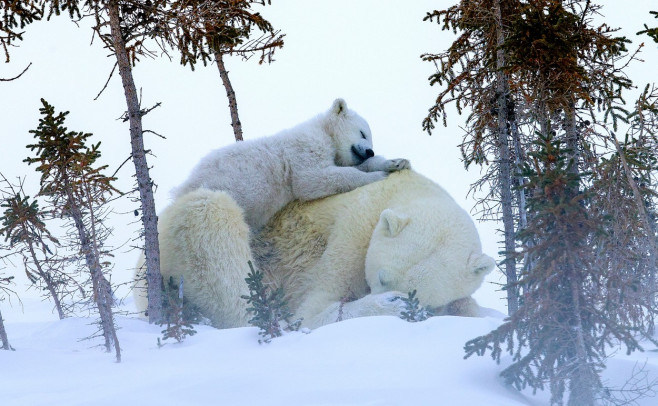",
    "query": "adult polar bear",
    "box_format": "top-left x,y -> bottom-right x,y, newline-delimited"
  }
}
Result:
137,170 -> 495,329
173,98 -> 409,231
252,170 -> 495,328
